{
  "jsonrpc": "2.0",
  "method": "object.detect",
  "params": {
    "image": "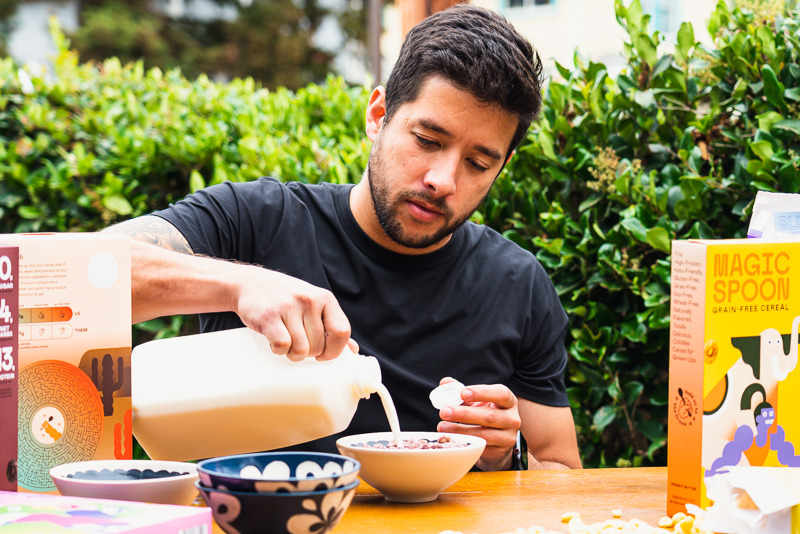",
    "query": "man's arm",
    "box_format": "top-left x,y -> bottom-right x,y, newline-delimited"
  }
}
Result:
518,398 -> 582,470
106,215 -> 354,361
